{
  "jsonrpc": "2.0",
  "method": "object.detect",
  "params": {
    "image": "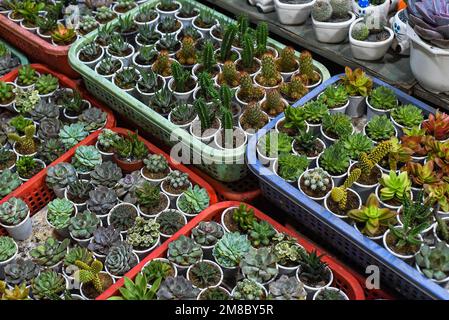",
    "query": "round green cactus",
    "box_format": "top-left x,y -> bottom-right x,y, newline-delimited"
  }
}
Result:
352,23 -> 370,41
312,0 -> 333,22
